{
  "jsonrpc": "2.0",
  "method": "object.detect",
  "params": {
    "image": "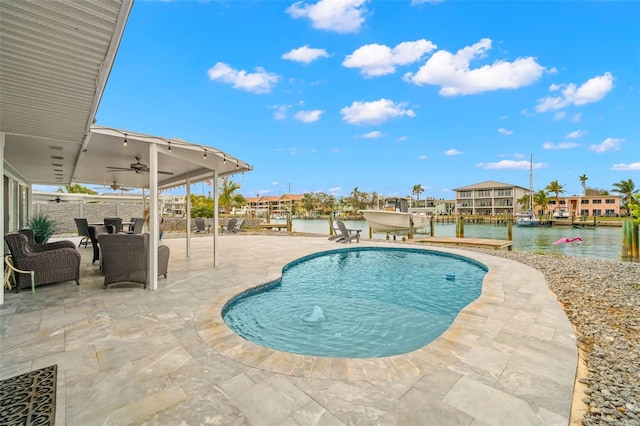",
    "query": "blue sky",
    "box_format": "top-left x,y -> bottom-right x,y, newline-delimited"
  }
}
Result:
90,0 -> 639,200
